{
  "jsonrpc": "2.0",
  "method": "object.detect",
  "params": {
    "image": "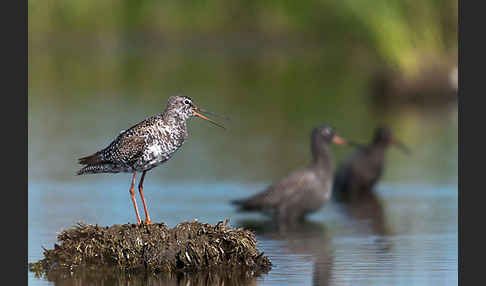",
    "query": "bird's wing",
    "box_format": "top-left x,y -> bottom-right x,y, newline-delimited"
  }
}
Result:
236,168 -> 319,210
78,116 -> 155,166
82,133 -> 147,166
111,134 -> 147,164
